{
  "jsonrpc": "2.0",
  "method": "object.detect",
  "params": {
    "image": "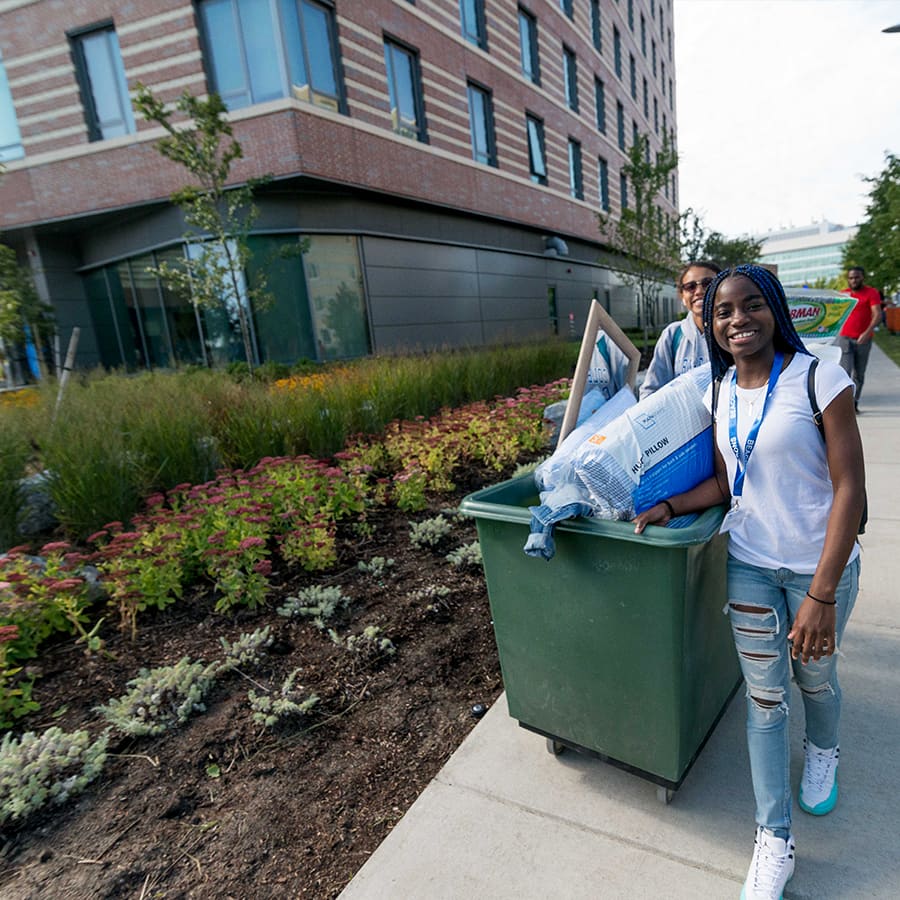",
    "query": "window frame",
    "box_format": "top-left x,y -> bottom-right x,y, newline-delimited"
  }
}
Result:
383,36 -> 428,142
460,0 -> 488,50
591,0 -> 602,53
616,100 -> 625,150
629,52 -> 636,100
598,156 -> 609,212
467,80 -> 497,168
620,171 -> 628,211
563,45 -> 579,113
0,51 -> 24,161
518,6 -> 541,85
525,112 -> 547,185
594,77 -> 606,133
568,137 -> 583,200
68,21 -> 135,142
613,26 -> 622,78
197,0 -> 346,114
